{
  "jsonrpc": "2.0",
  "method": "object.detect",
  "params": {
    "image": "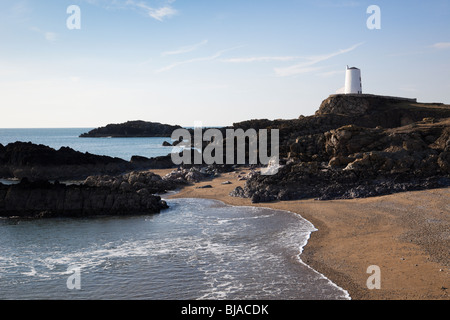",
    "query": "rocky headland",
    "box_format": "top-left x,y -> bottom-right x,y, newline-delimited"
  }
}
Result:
229,94 -> 450,203
79,120 -> 182,138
